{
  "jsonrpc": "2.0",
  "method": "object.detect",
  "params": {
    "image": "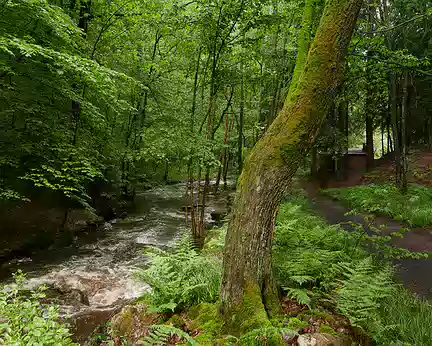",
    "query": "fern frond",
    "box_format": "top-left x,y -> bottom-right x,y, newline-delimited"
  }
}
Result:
138,235 -> 222,313
141,325 -> 200,346
285,288 -> 312,307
